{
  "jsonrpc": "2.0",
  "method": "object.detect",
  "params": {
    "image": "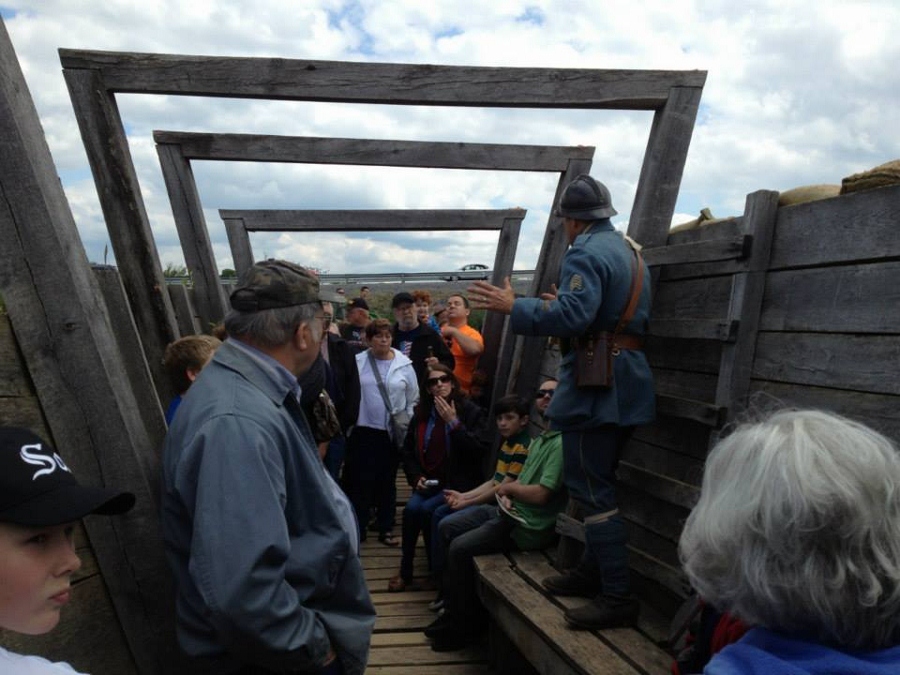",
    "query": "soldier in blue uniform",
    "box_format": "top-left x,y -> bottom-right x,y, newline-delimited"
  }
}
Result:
469,175 -> 655,629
